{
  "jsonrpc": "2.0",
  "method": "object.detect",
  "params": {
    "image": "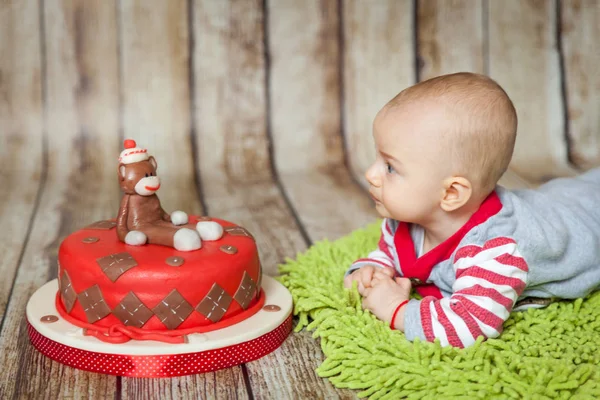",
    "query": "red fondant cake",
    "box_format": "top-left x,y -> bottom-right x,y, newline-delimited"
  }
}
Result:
28,139 -> 292,376
56,217 -> 263,344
